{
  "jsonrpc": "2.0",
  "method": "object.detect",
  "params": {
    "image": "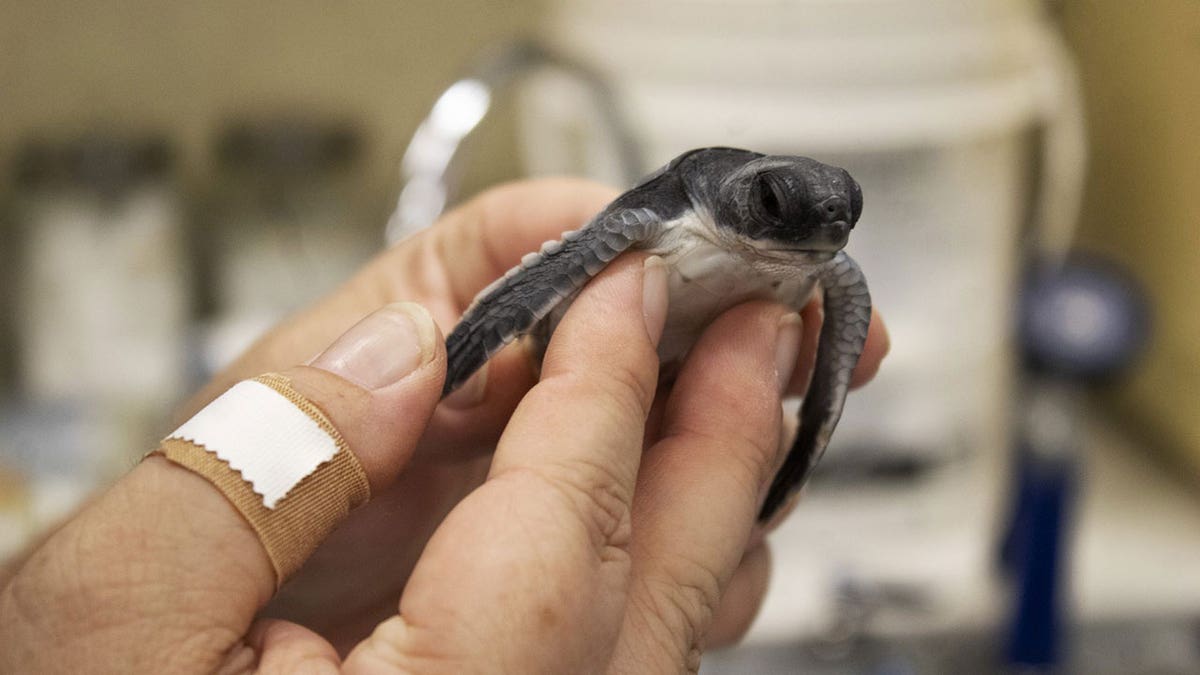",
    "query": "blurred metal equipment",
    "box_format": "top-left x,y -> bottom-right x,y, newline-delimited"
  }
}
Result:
1000,255 -> 1148,669
385,40 -> 643,244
